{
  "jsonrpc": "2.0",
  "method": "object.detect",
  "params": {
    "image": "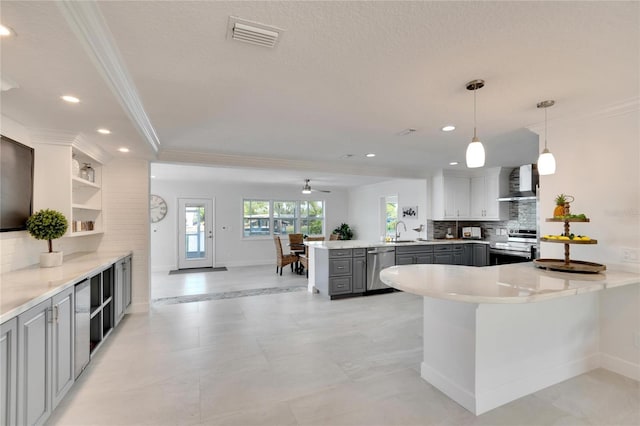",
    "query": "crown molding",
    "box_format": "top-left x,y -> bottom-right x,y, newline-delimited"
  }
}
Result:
57,0 -> 160,153
528,97 -> 640,134
157,149 -> 422,179
28,128 -> 111,163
